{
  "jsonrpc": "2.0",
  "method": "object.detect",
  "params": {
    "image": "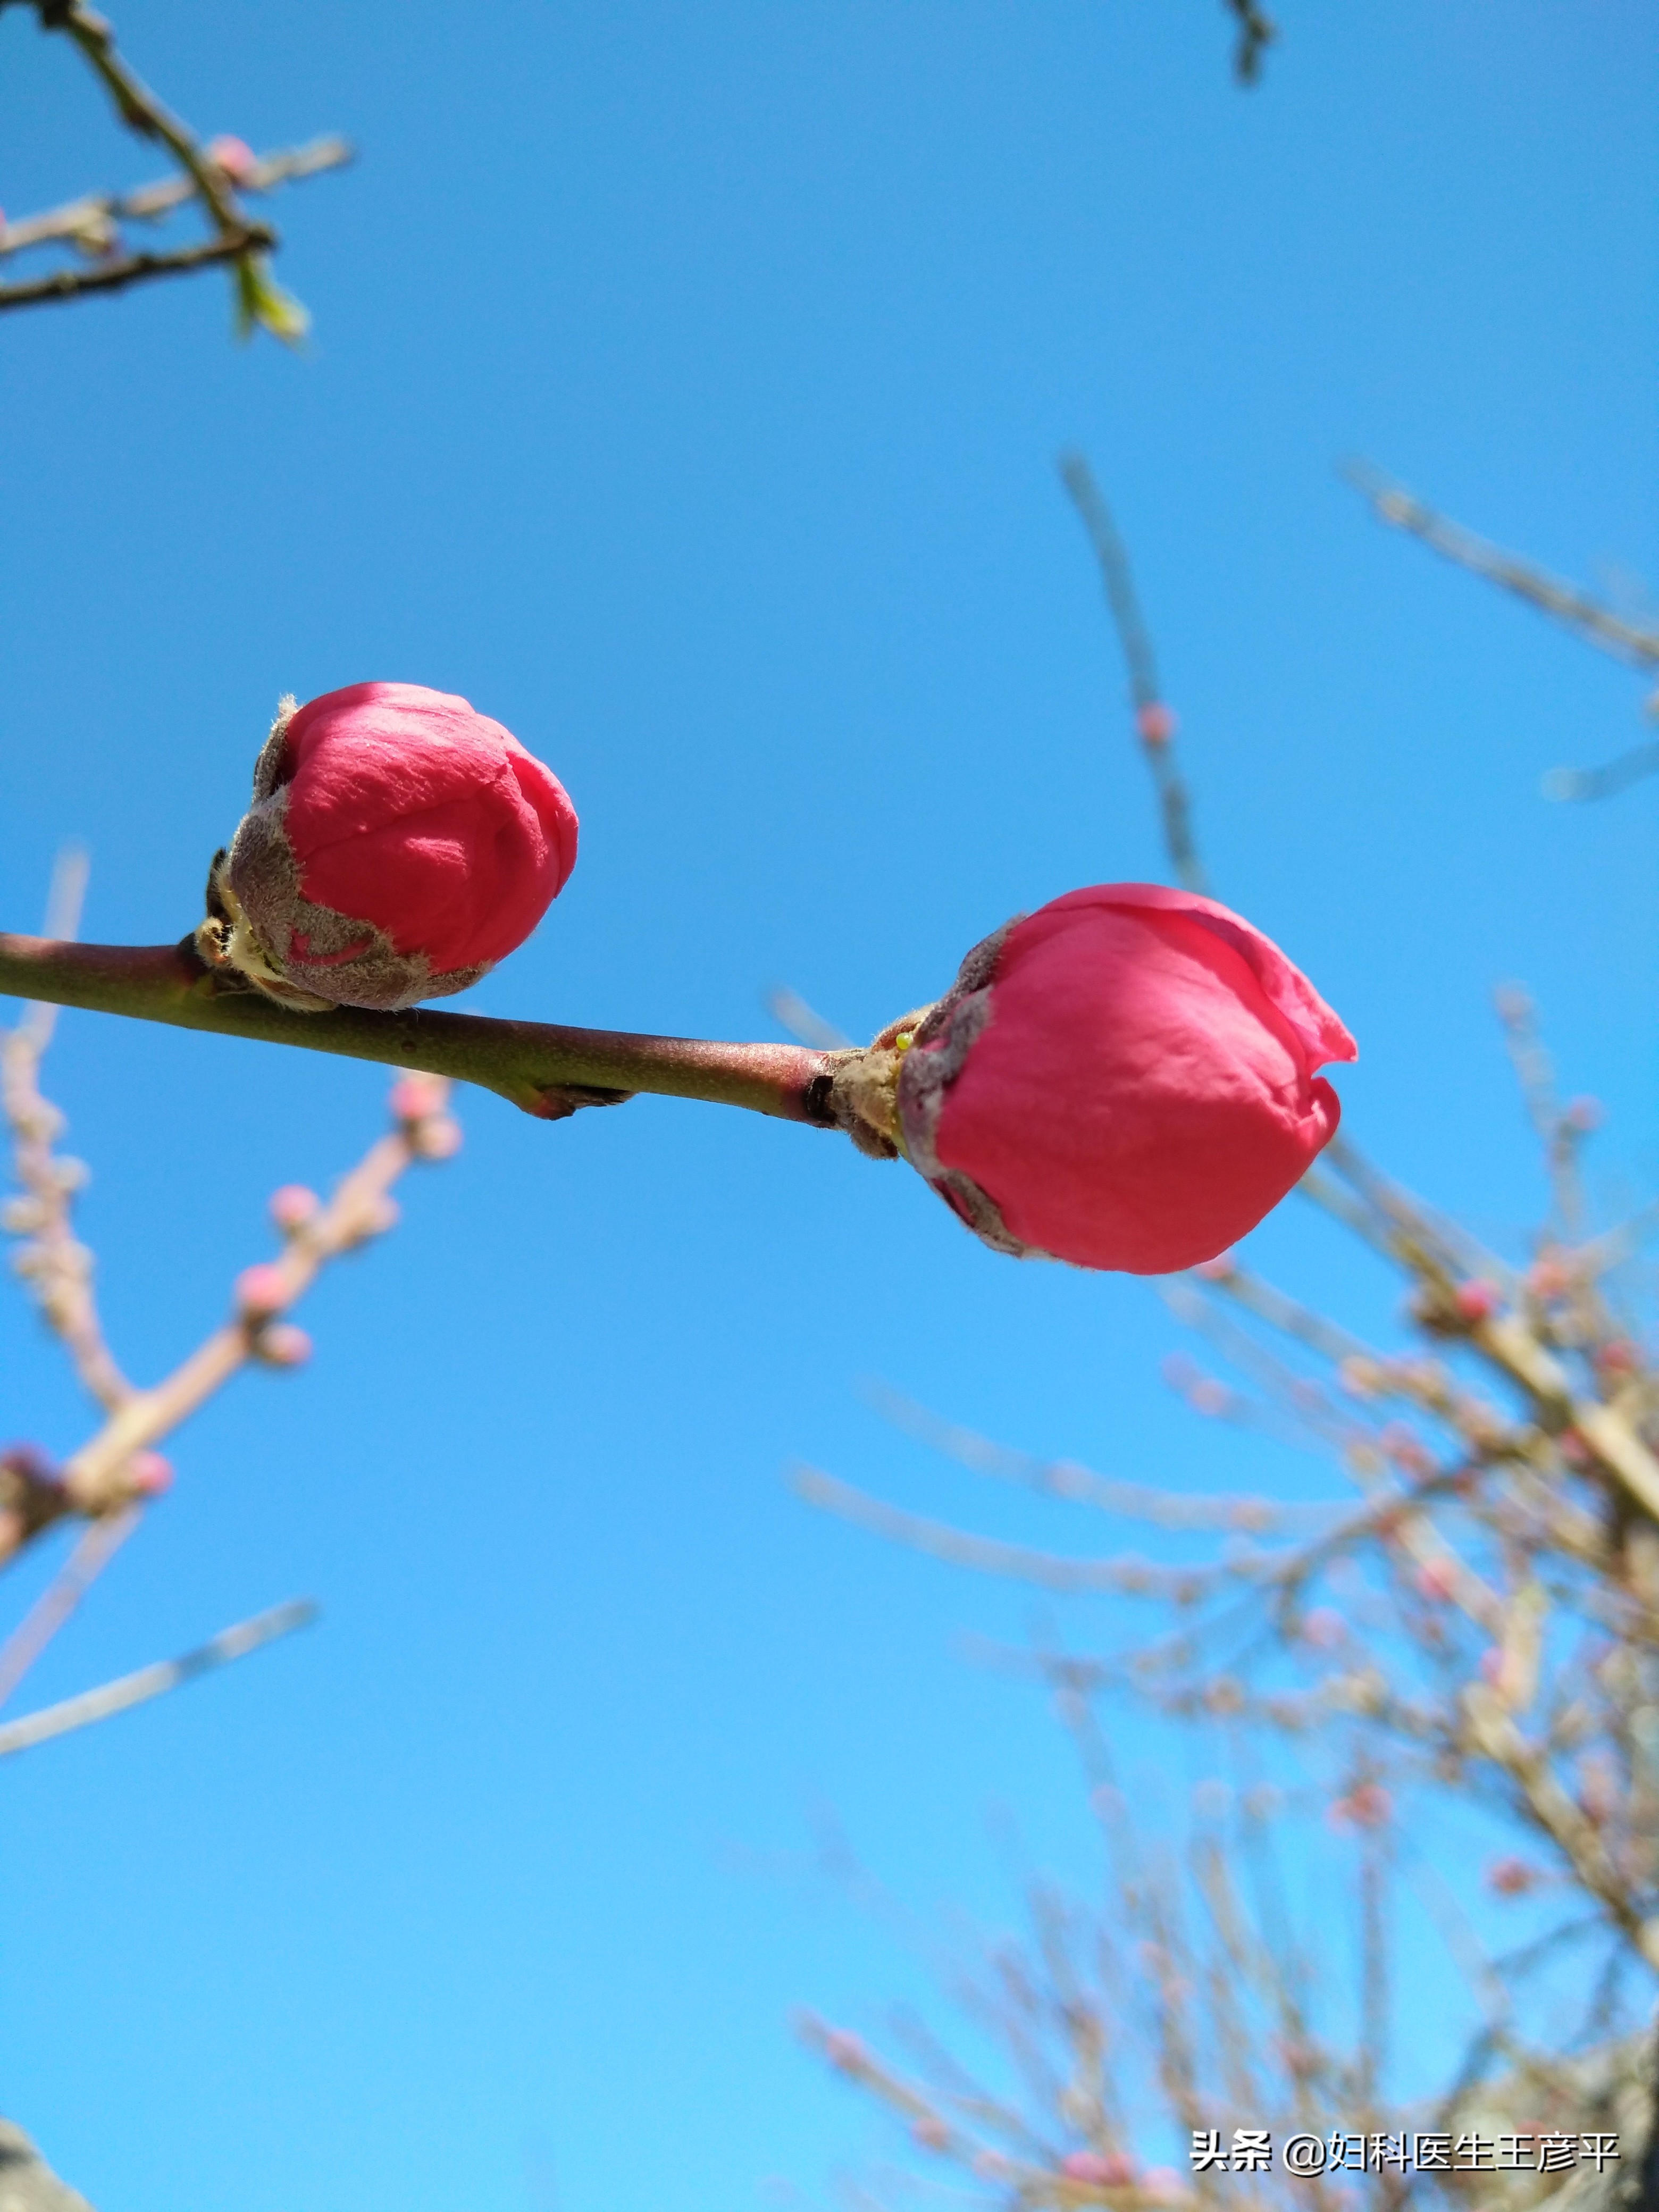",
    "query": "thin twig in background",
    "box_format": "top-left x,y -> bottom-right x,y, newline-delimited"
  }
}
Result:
0,0 -> 328,335
0,1598 -> 317,1758
0,135 -> 351,259
1224,0 -> 1277,86
0,1510 -> 139,1714
1345,459 -> 1659,674
2,847 -> 133,1412
1058,449 -> 1209,893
